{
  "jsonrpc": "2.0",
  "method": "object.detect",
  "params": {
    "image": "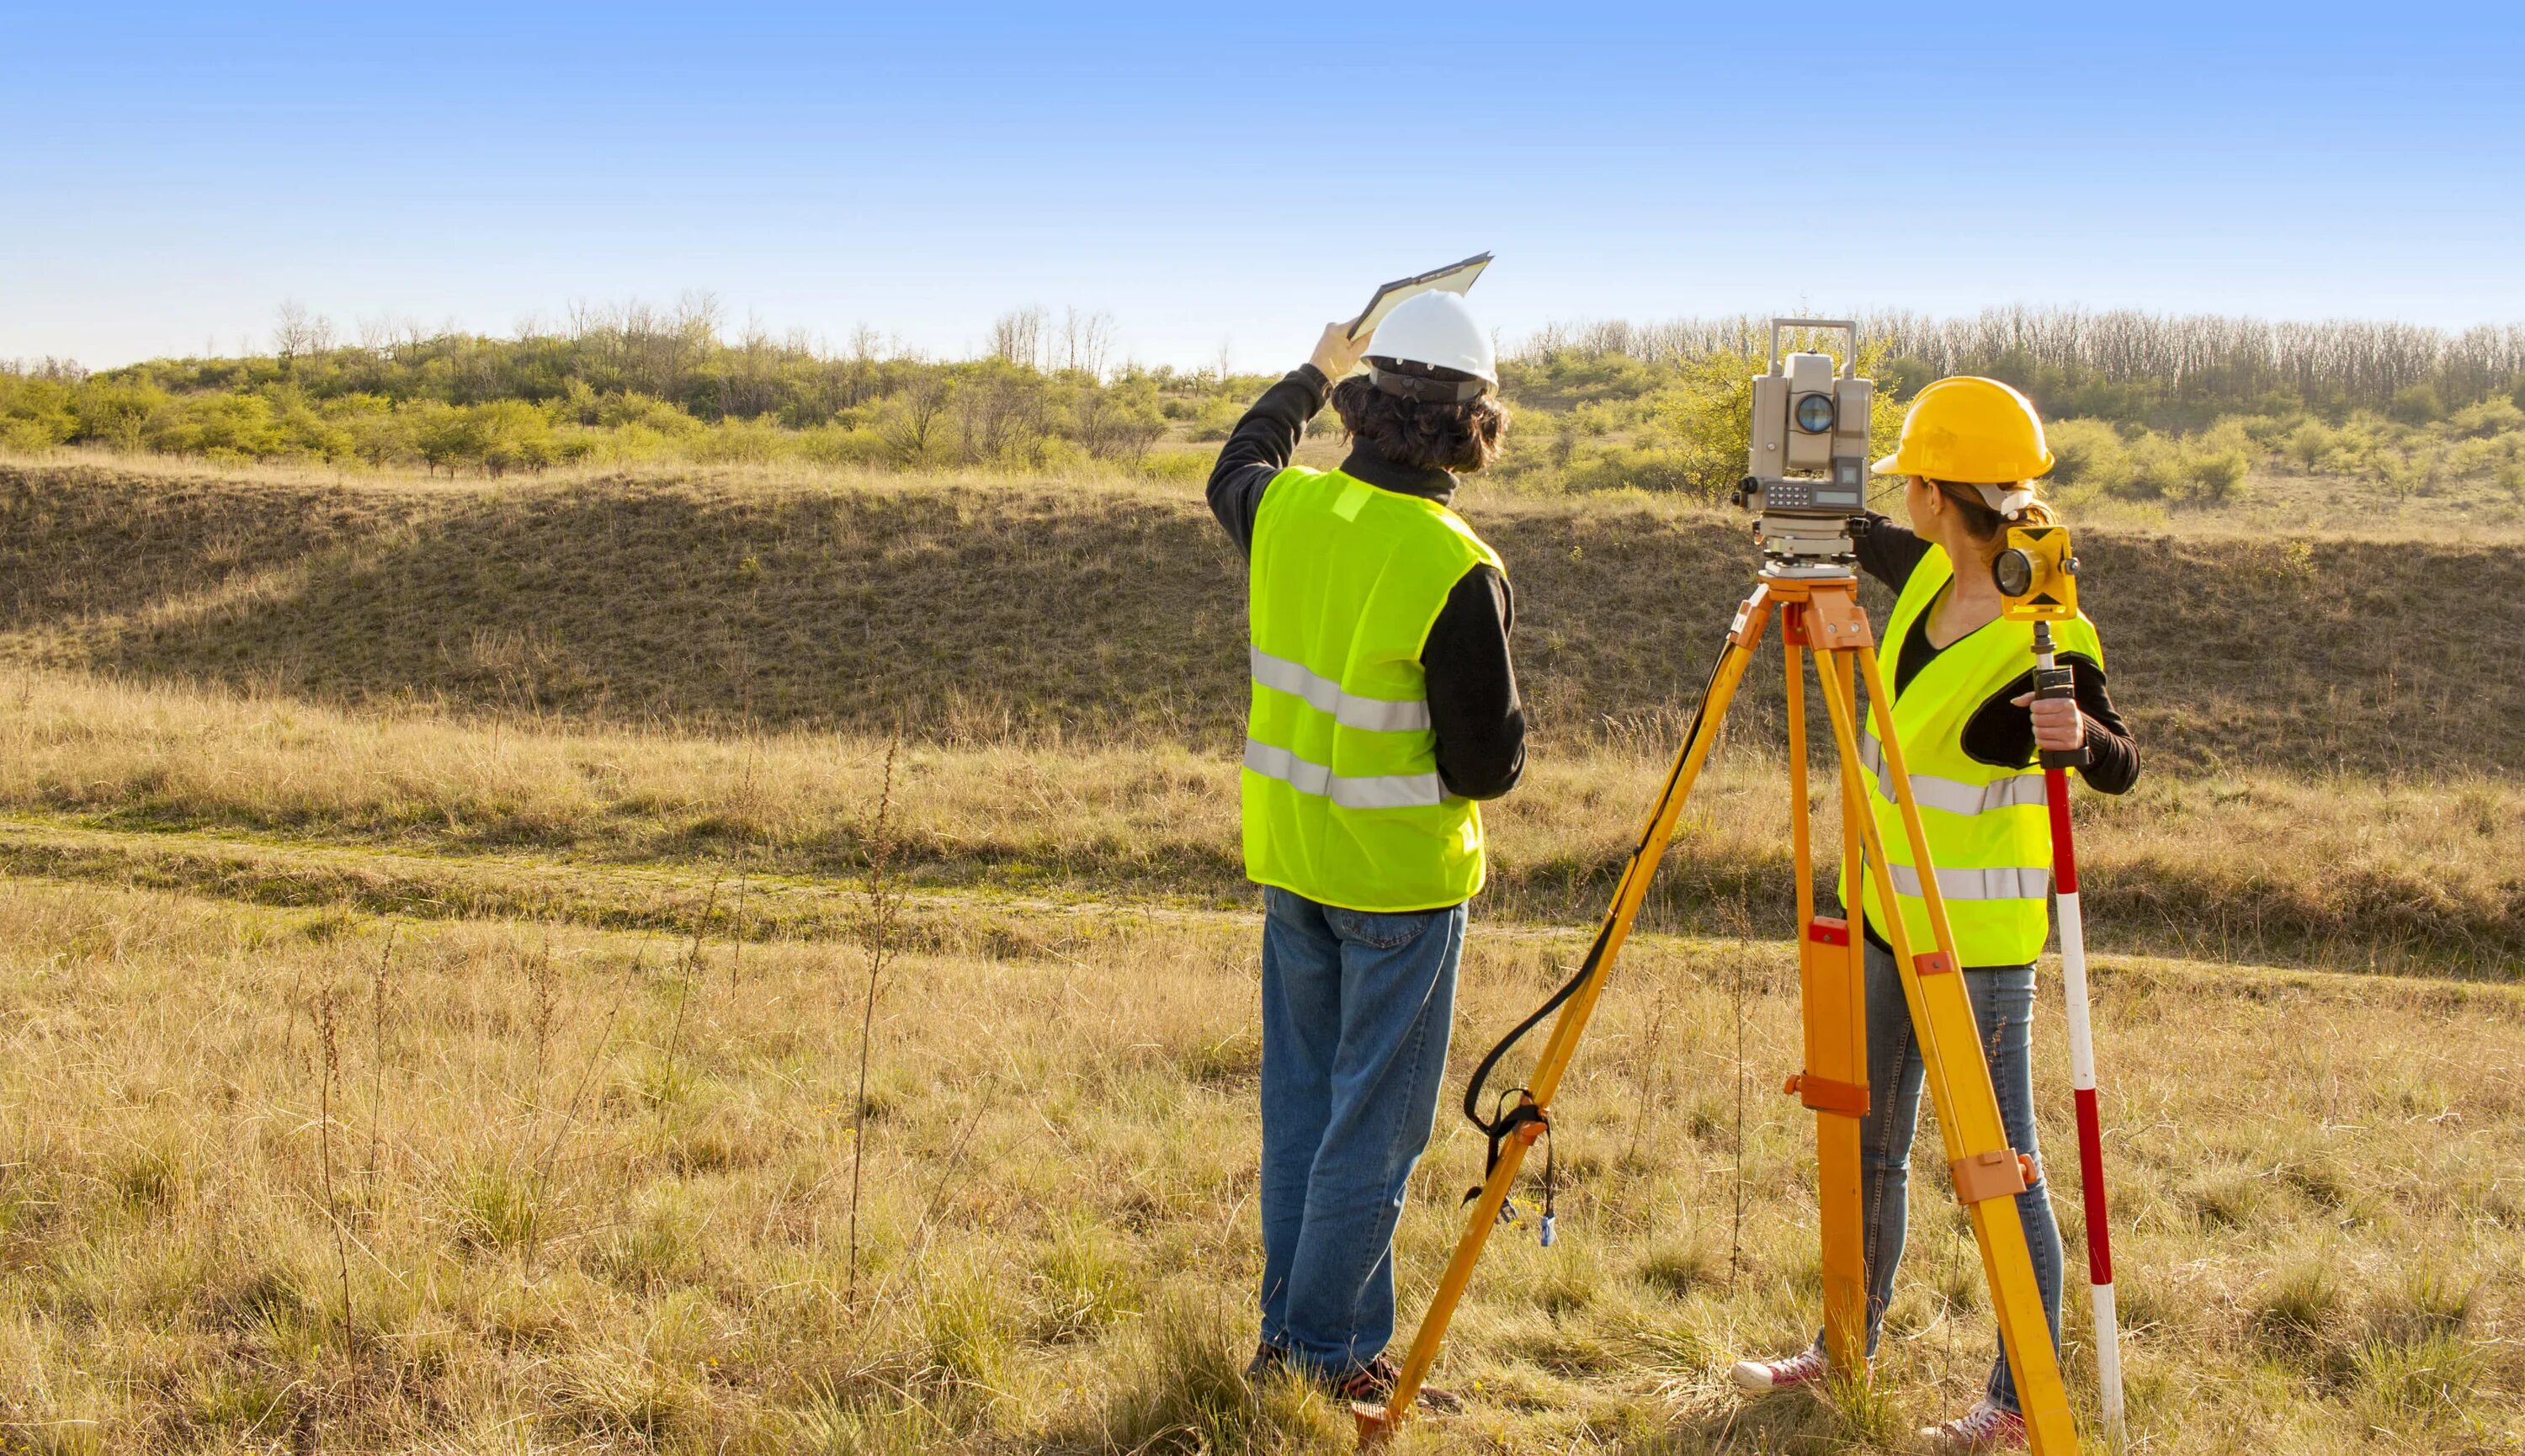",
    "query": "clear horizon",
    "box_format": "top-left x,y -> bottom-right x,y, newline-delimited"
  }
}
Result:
8,3 -> 2523,373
